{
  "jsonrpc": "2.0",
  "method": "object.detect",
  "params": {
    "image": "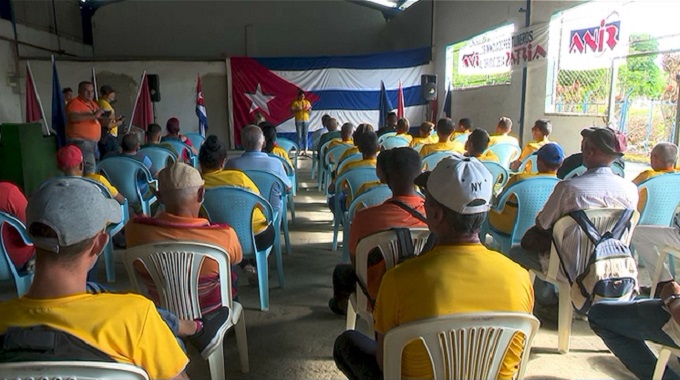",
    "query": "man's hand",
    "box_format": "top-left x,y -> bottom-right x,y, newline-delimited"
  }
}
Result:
94,108 -> 106,118
660,281 -> 680,301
